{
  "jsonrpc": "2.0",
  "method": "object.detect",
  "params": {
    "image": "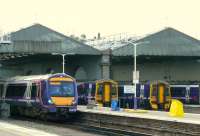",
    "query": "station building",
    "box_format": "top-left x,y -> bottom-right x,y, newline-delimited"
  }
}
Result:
0,24 -> 200,84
